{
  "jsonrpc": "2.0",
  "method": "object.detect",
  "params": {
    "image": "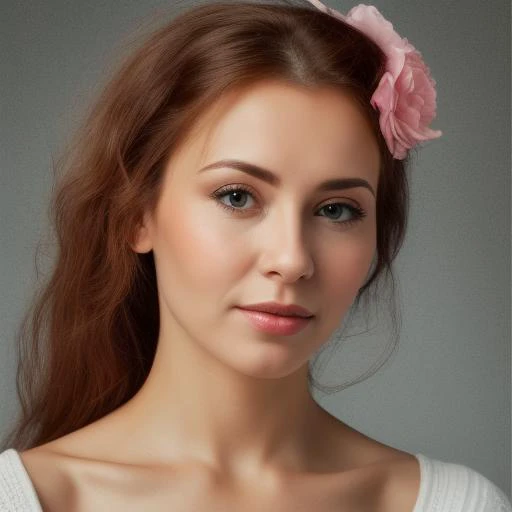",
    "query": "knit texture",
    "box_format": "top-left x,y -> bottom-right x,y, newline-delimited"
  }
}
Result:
0,448 -> 510,511
412,453 -> 512,512
0,449 -> 42,511
413,453 -> 512,511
